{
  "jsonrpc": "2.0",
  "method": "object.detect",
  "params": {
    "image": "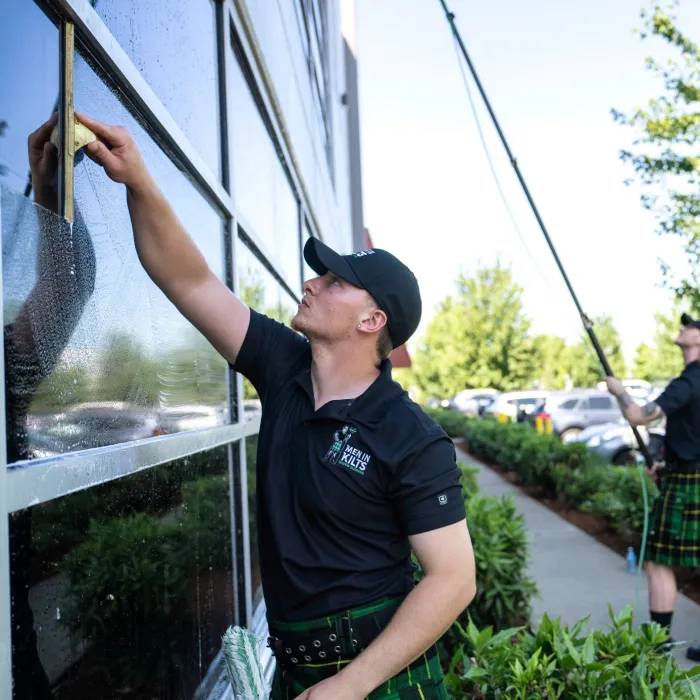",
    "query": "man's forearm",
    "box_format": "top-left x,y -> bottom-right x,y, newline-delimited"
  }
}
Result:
337,572 -> 474,696
126,177 -> 211,298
